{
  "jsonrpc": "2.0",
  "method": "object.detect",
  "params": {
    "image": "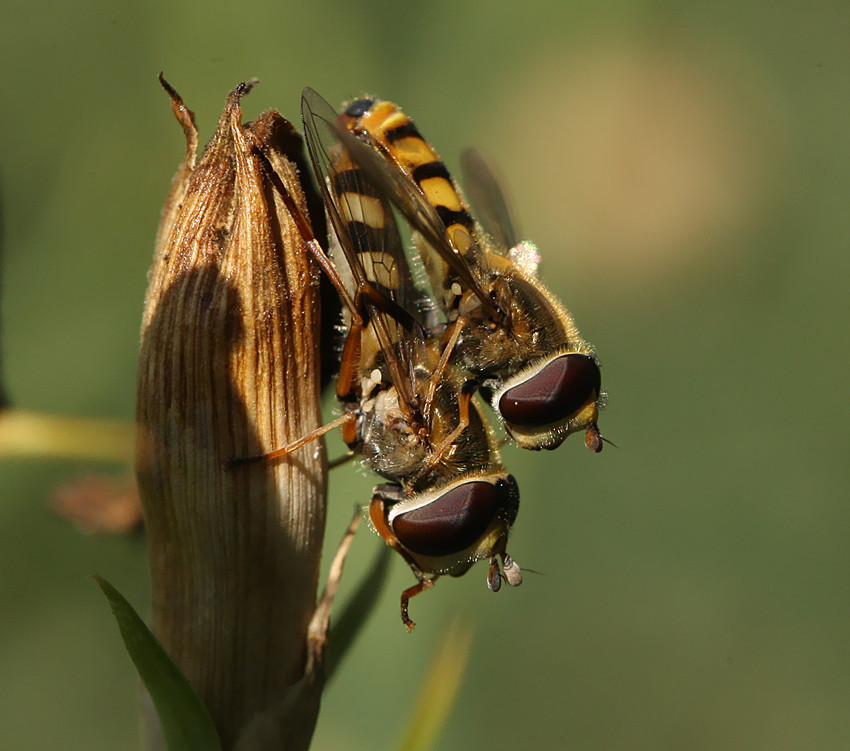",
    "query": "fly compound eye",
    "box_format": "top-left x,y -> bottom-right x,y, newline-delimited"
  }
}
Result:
391,476 -> 519,558
498,353 -> 601,428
